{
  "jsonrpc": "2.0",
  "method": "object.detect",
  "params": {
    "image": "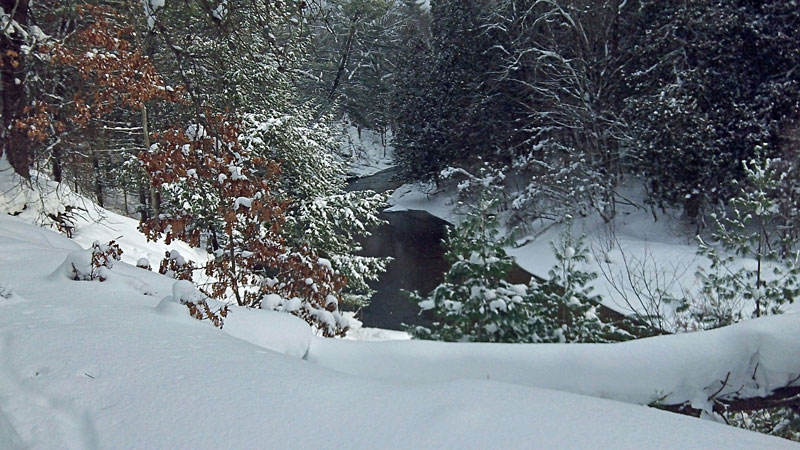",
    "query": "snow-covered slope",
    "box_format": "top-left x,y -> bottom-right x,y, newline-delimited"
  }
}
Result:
1,214 -> 798,448
389,178 -> 800,319
0,159 -> 209,271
